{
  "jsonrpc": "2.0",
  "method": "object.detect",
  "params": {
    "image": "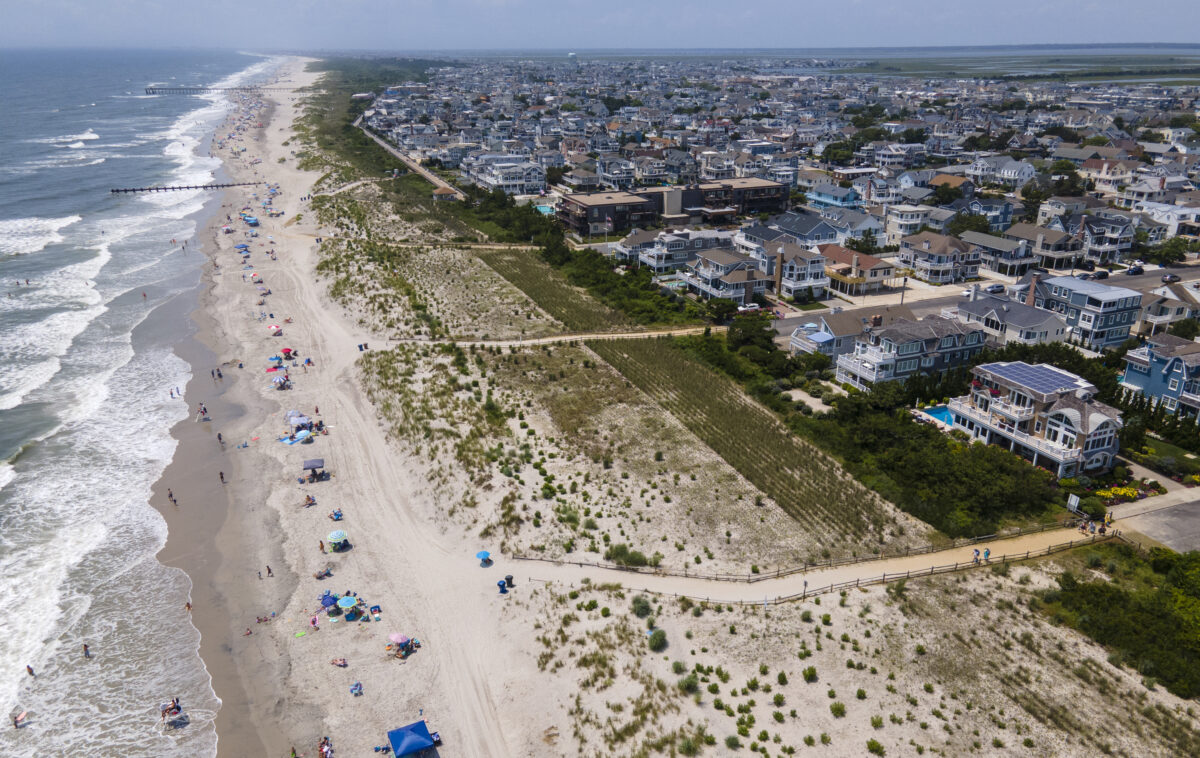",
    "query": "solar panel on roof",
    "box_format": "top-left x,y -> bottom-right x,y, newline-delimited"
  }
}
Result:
985,361 -> 1080,394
